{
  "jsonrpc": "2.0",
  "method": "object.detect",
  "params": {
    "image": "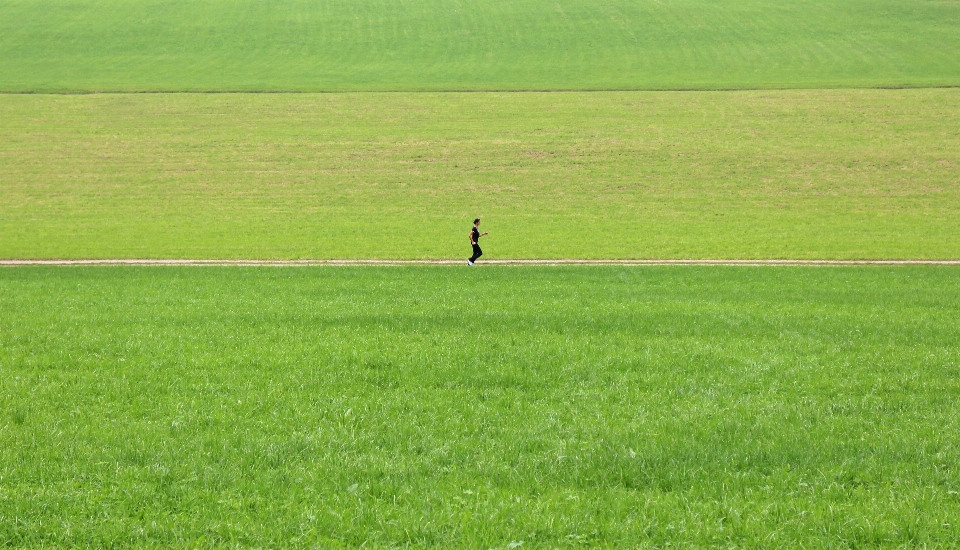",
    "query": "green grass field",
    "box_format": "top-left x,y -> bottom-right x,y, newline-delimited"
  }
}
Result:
3,89 -> 959,260
4,0 -> 959,546
1,0 -> 959,92
2,266 -> 959,547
